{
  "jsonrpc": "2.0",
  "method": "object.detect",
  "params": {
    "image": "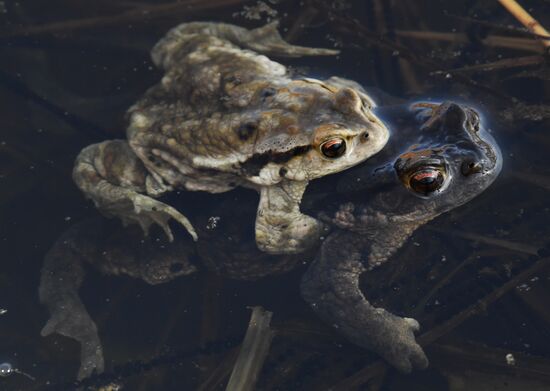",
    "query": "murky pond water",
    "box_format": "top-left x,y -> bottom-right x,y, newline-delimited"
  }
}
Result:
2,1 -> 550,390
